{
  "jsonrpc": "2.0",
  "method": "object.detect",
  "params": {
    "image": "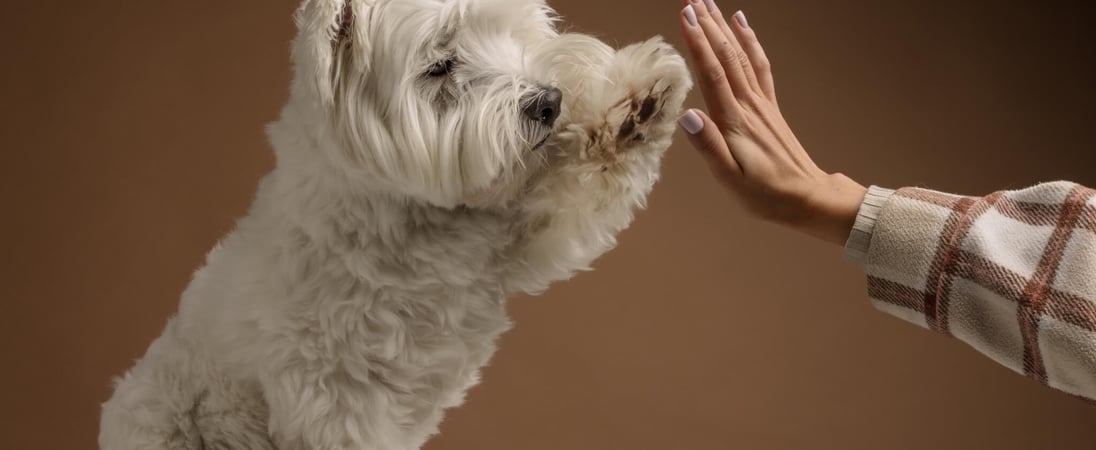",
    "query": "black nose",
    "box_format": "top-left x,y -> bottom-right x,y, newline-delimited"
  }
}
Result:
522,87 -> 563,127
